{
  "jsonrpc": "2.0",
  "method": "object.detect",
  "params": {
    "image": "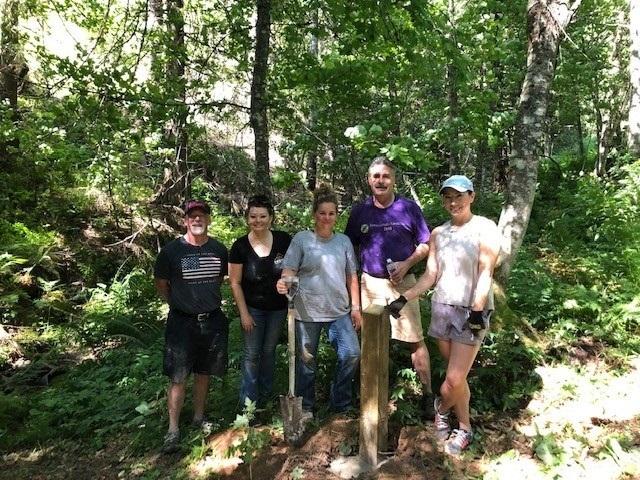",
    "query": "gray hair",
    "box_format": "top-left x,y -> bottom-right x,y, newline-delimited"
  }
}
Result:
368,155 -> 396,175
